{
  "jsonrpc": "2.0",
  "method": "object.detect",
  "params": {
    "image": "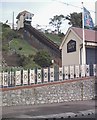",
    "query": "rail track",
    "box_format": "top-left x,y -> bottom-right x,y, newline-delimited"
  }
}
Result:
24,24 -> 62,66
